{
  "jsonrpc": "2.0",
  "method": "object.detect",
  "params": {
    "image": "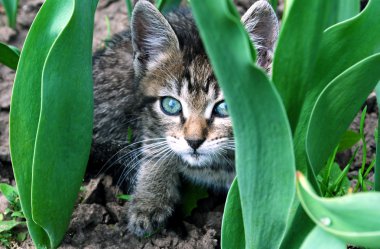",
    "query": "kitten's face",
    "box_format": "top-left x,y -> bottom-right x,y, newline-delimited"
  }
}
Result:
131,0 -> 278,169
140,52 -> 234,167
